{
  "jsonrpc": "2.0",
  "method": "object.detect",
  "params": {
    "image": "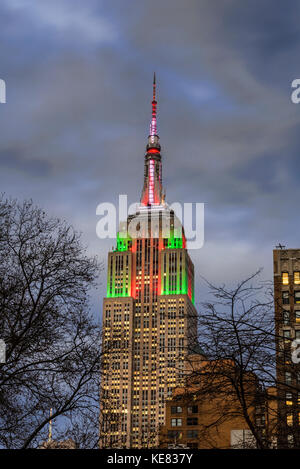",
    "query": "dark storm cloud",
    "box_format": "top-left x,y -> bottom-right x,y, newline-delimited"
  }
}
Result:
0,0 -> 300,309
0,148 -> 51,177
